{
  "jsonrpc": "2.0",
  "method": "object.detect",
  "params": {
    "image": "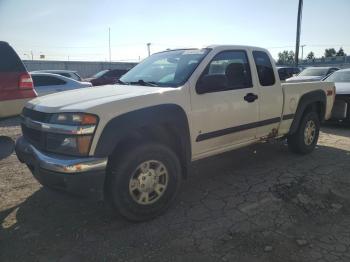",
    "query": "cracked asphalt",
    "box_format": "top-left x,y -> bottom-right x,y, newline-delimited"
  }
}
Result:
1,117 -> 350,262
